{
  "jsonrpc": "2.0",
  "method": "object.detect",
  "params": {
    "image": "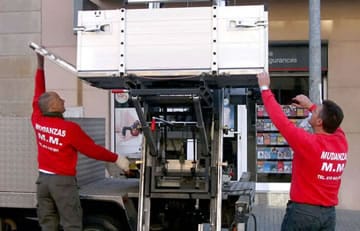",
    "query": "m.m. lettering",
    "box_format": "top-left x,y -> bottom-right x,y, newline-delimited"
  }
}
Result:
38,132 -> 46,141
48,136 -> 60,145
321,162 -> 345,173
